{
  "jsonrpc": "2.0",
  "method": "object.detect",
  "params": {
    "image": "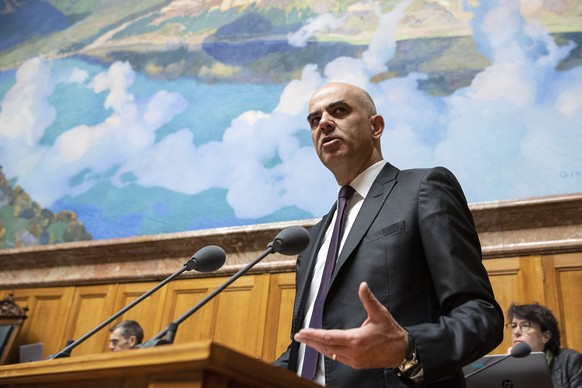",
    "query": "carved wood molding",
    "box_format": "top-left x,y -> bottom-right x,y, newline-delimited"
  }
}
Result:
0,294 -> 28,318
1,194 -> 581,288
